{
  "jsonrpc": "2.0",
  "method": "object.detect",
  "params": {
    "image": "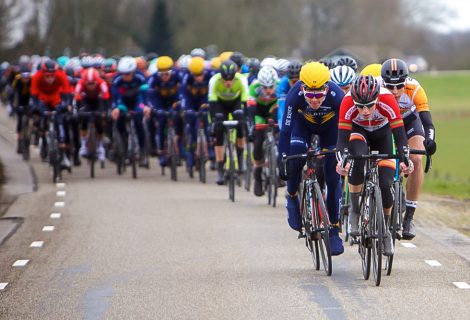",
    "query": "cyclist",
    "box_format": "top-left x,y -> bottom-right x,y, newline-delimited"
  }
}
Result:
330,65 -> 356,94
208,59 -> 248,185
111,56 -> 149,167
278,61 -> 345,255
276,58 -> 290,78
246,58 -> 260,85
31,59 -> 73,167
75,67 -> 110,162
277,60 -> 301,130
11,65 -> 33,154
247,65 -> 279,196
335,75 -> 414,256
381,58 -> 436,239
180,56 -> 212,173
146,55 -> 182,167
336,56 -> 358,73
